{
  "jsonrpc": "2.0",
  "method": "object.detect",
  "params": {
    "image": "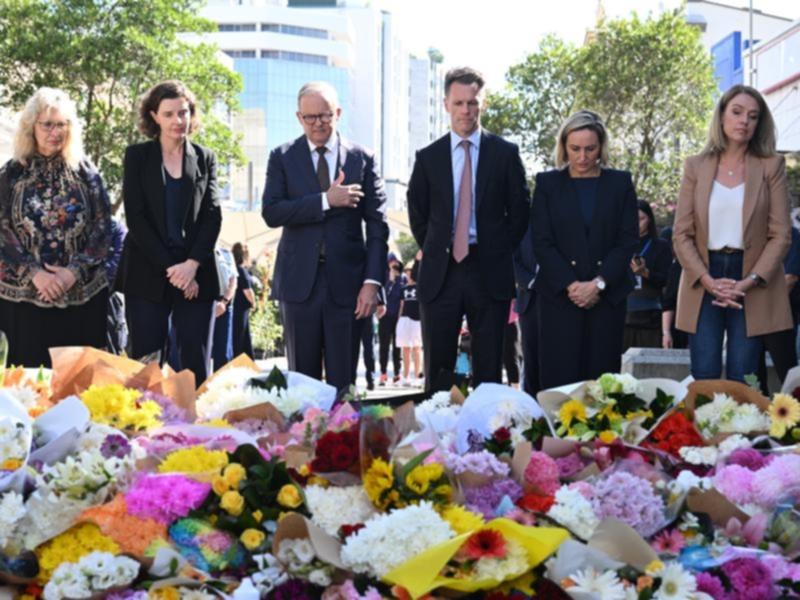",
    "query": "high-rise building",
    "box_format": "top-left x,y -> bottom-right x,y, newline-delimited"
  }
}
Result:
408,50 -> 447,175
196,0 -> 439,213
